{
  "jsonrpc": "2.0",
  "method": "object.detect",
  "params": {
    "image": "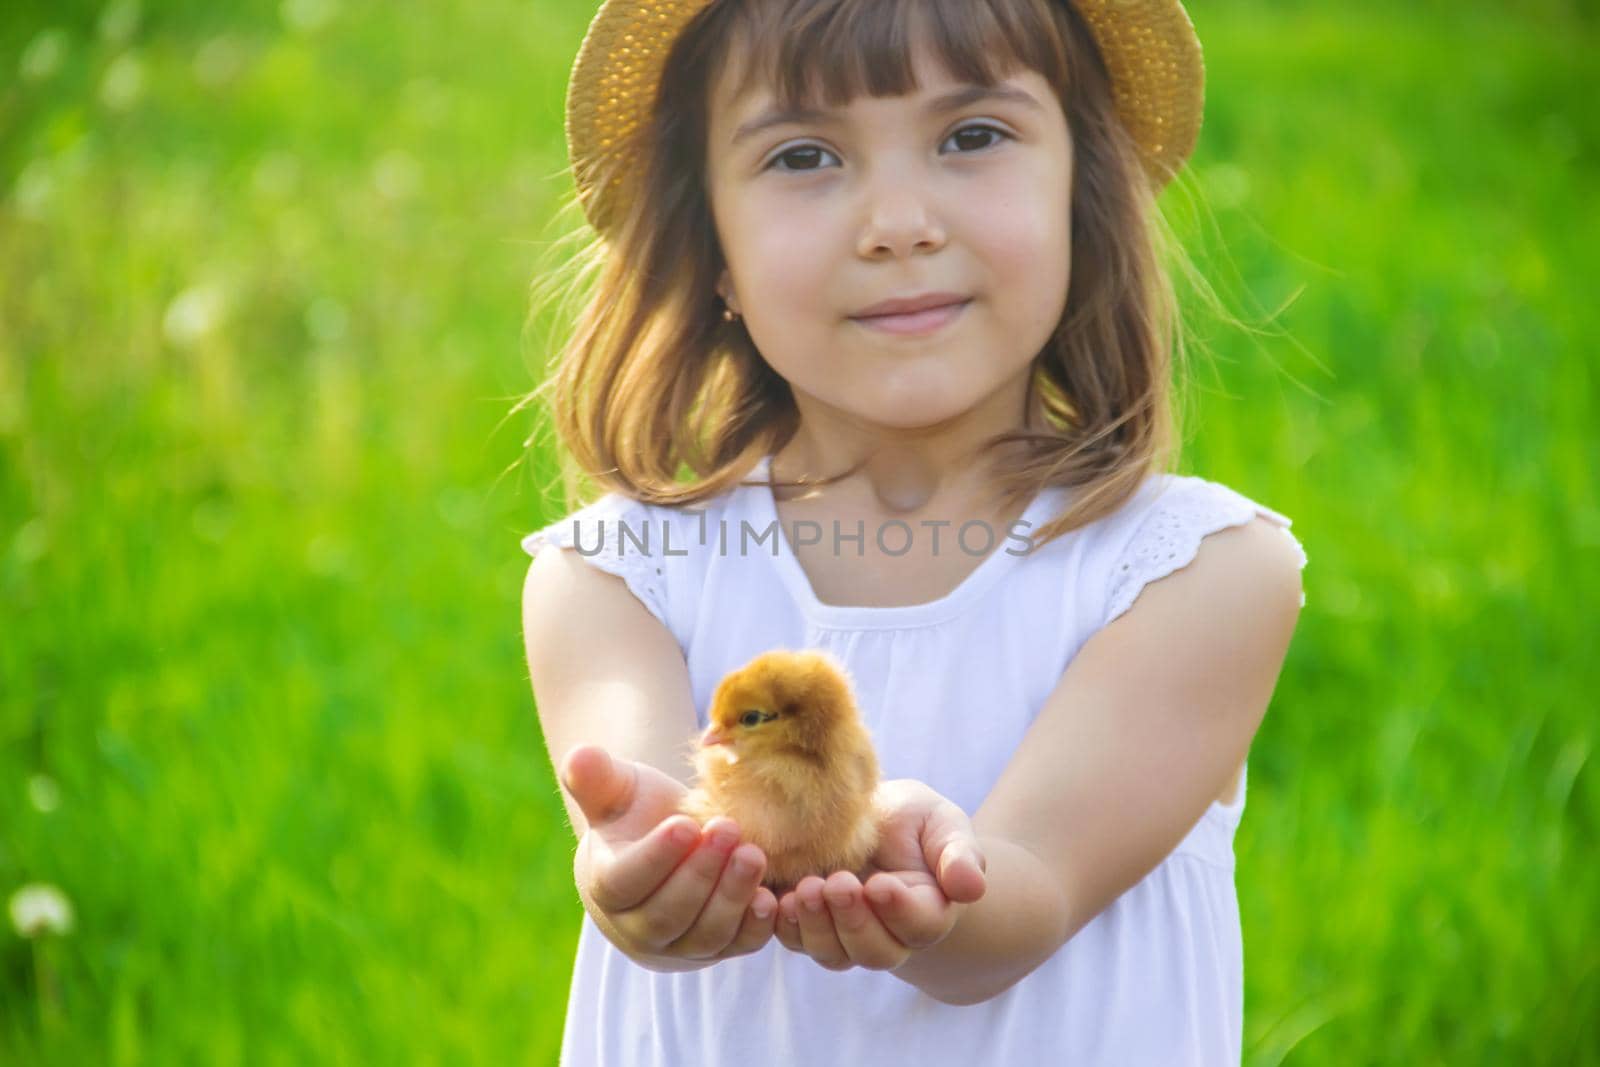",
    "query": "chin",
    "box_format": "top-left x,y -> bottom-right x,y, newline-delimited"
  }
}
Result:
789,361 -> 1007,432
847,390 -> 979,431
